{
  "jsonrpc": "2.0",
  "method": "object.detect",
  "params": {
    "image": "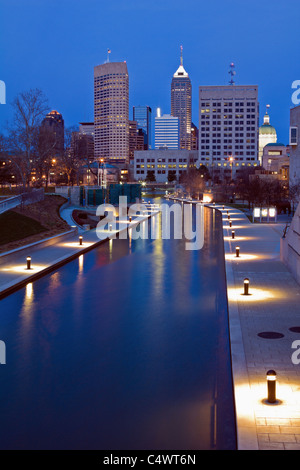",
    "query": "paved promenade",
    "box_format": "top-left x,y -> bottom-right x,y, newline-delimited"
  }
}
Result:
217,204 -> 300,450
